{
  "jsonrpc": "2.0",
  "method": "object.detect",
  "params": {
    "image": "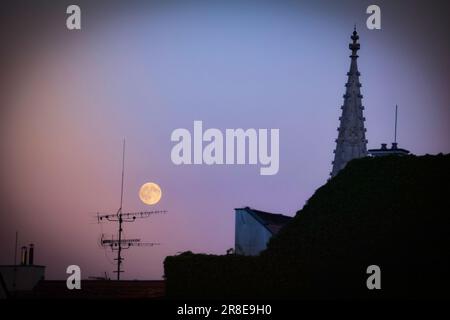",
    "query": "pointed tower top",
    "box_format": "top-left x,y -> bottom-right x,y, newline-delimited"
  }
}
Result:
330,28 -> 367,177
349,27 -> 360,56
